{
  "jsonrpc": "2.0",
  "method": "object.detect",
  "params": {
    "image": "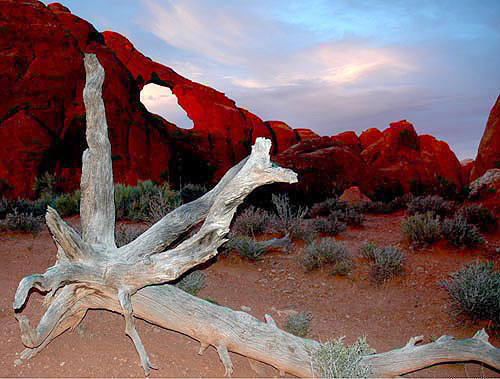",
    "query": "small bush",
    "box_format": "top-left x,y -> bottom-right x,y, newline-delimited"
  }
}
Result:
370,246 -> 405,284
401,212 -> 442,248
284,311 -> 312,337
407,195 -> 456,217
33,172 -> 58,197
441,261 -> 499,325
311,216 -> 346,236
231,206 -> 273,236
270,194 -> 307,235
457,205 -> 497,232
146,191 -> 182,224
224,235 -> 270,261
362,201 -> 392,214
115,224 -> 146,247
442,215 -> 484,248
3,211 -> 43,233
358,243 -> 378,260
332,259 -> 355,276
288,219 -> 318,243
388,193 -> 414,211
311,336 -> 375,378
53,191 -> 80,217
309,198 -> 342,218
175,270 -> 206,296
301,238 -> 353,275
